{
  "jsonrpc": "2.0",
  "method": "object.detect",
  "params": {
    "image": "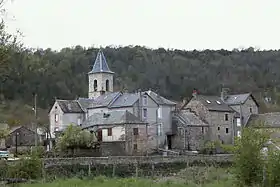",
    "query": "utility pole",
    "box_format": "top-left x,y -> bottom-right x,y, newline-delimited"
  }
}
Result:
34,93 -> 38,149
